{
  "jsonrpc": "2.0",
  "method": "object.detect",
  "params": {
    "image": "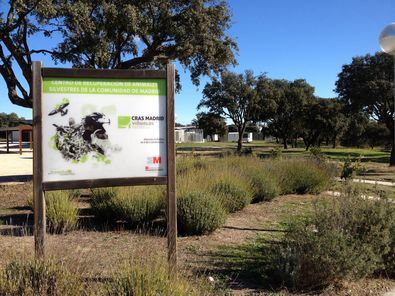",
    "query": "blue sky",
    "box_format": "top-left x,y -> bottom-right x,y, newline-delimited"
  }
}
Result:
1,0 -> 394,124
